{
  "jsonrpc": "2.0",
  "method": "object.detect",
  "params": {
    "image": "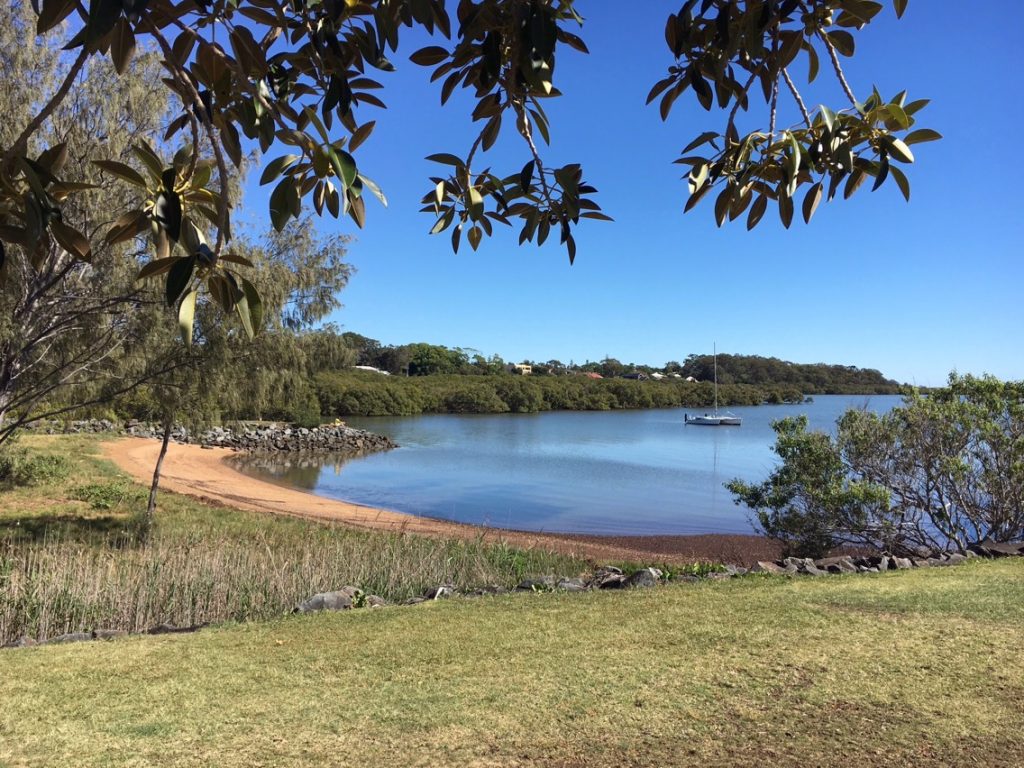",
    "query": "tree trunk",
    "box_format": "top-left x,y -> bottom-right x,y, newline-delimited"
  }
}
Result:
144,413 -> 174,543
